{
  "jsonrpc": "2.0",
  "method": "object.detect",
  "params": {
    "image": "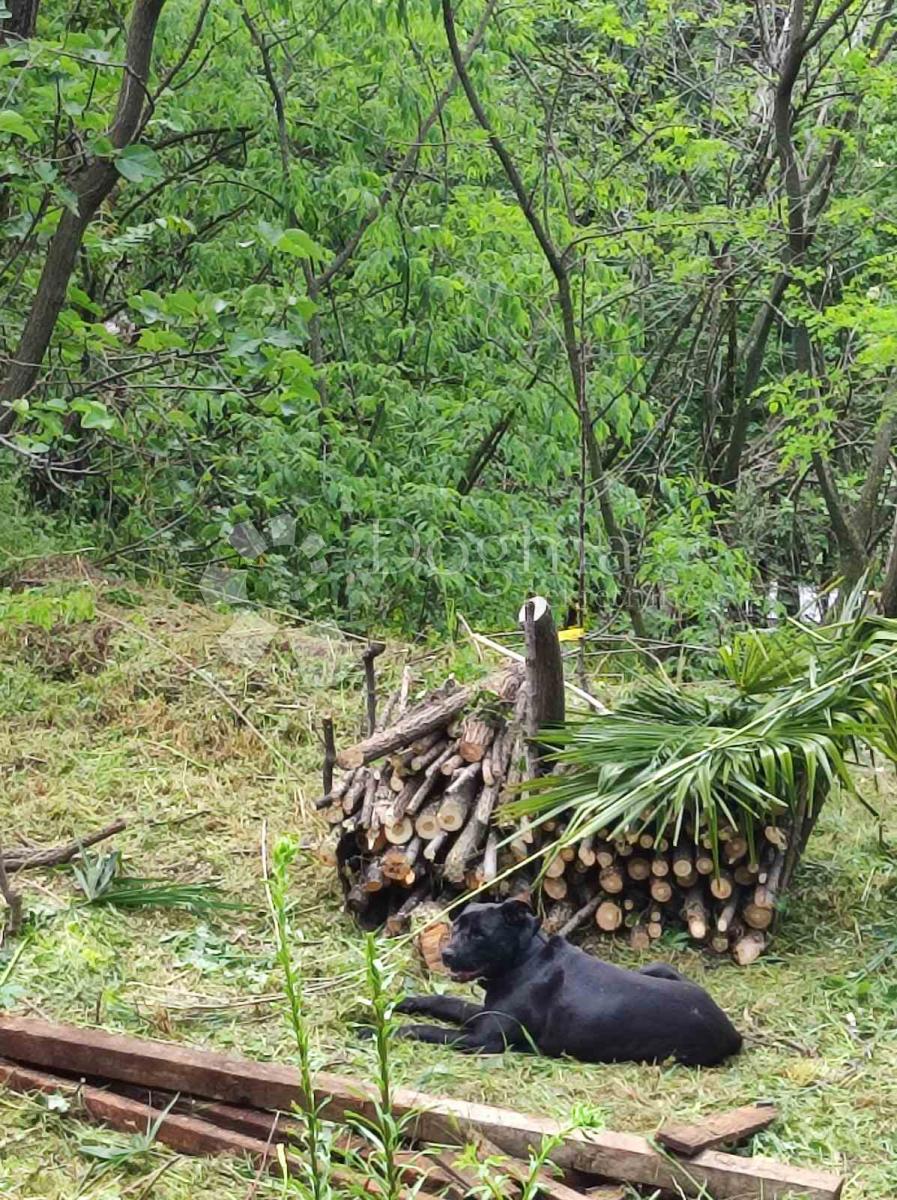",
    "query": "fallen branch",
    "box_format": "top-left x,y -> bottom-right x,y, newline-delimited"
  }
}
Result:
3,819 -> 127,873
